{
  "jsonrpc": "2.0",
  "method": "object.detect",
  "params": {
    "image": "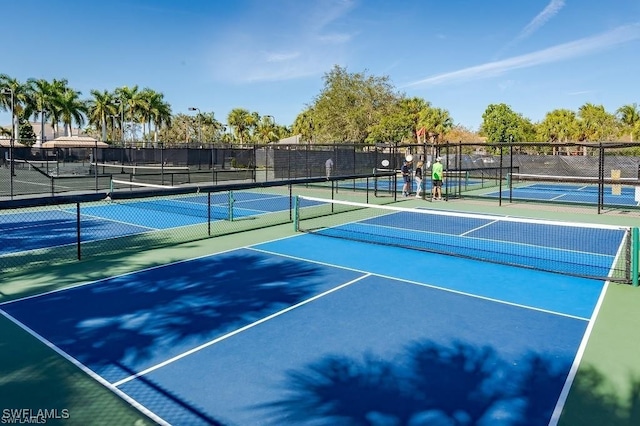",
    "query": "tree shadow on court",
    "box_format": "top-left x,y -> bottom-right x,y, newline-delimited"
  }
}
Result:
559,364 -> 640,425
1,251 -> 331,374
0,316 -> 158,426
256,340 -> 573,425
